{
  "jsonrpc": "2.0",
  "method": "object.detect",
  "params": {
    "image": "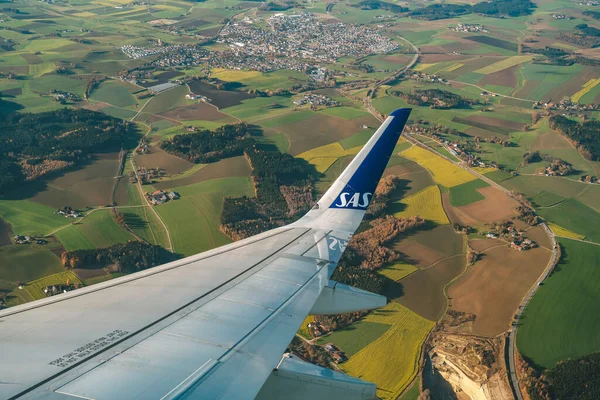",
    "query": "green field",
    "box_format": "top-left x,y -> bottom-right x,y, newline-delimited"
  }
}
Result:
154,177 -> 255,256
55,209 -> 135,250
449,179 -> 490,207
517,239 -> 600,370
317,320 -> 391,357
0,244 -> 64,284
0,200 -> 69,236
537,199 -> 600,244
23,270 -> 83,301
